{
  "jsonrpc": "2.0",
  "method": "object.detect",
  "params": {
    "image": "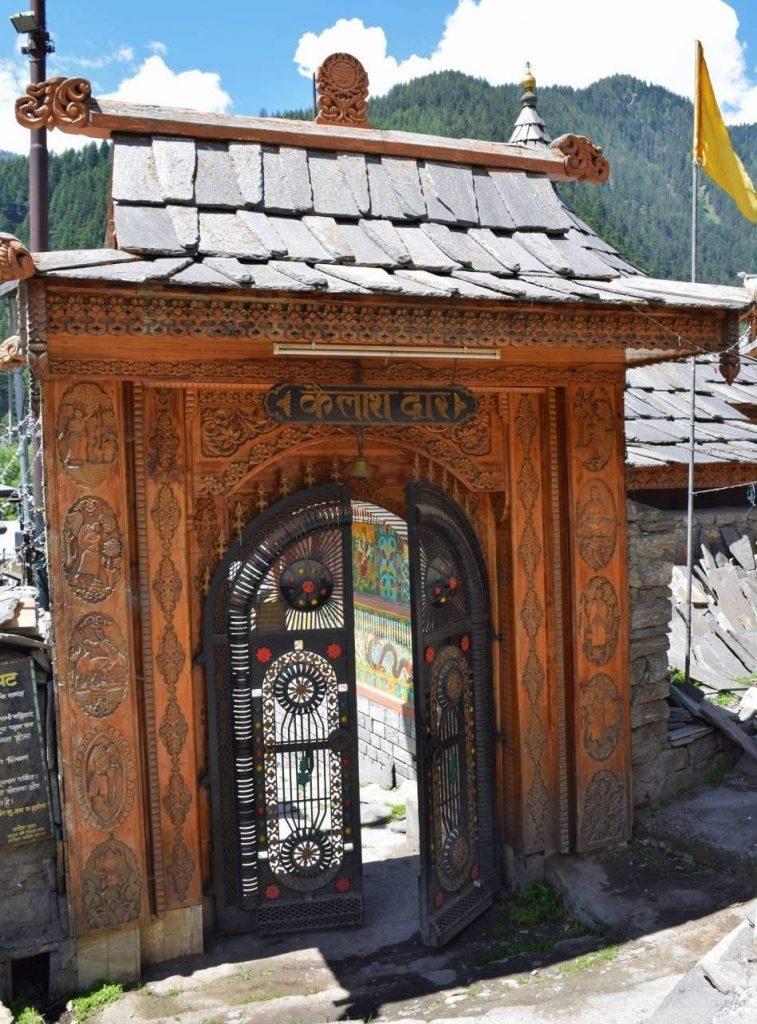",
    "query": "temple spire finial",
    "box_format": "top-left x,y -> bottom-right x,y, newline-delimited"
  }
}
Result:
508,61 -> 551,147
